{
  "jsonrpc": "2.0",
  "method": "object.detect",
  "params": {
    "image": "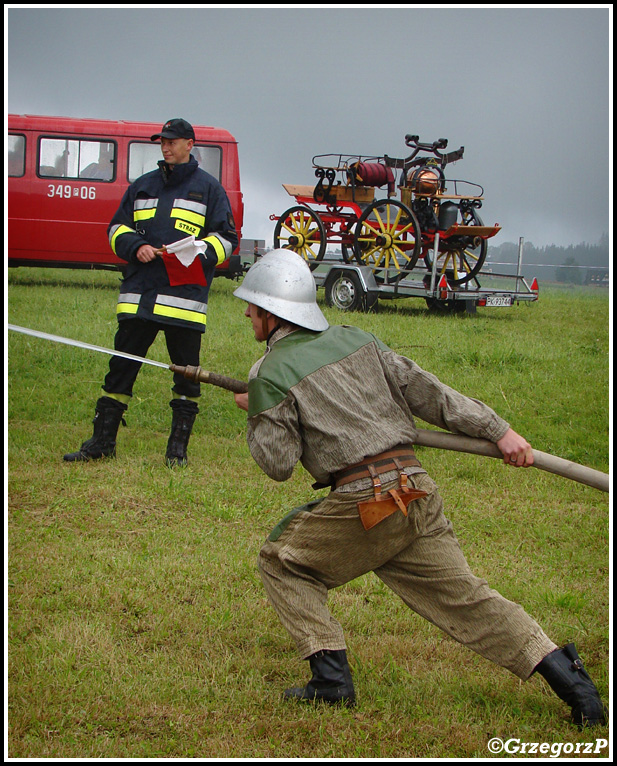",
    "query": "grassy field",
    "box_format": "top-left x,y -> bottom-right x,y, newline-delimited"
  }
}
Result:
7,268 -> 610,758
